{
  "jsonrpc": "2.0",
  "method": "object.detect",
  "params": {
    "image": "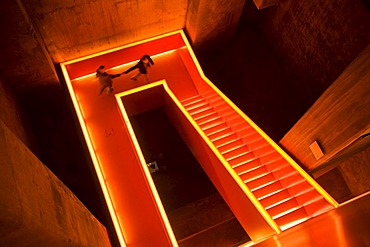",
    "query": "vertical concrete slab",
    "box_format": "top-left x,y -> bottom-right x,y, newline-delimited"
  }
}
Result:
185,0 -> 246,52
280,45 -> 370,171
0,120 -> 111,247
